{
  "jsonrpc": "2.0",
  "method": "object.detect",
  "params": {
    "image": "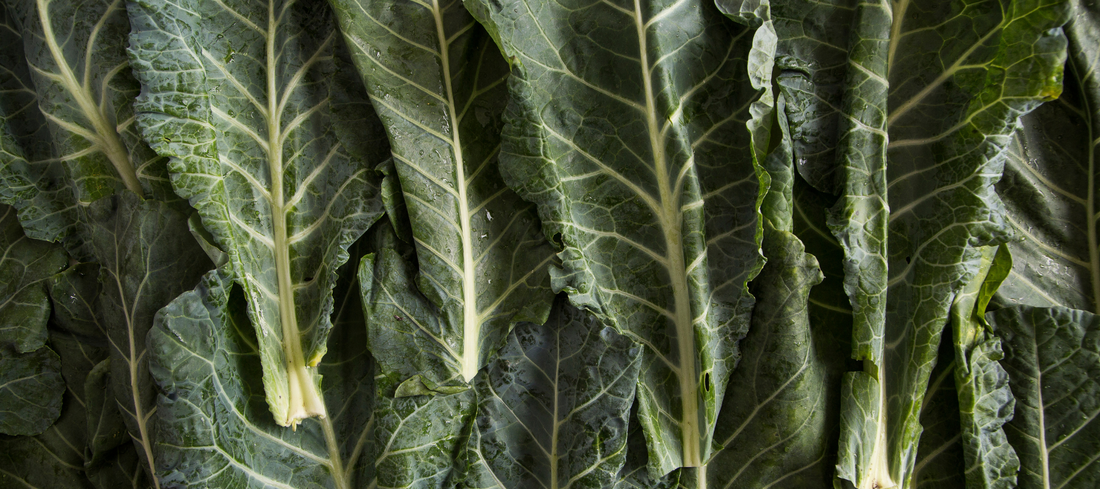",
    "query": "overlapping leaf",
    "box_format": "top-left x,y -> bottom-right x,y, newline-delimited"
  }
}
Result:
699,222 -> 843,488
357,218 -> 480,489
1,0 -> 177,227
128,0 -> 390,427
149,266 -> 376,489
330,0 -> 556,387
0,1 -> 218,484
909,336 -> 965,489
993,0 -> 1100,312
948,245 -> 1017,489
765,0 -> 1069,486
464,0 -> 767,474
79,191 -> 212,483
453,297 -> 641,488
0,204 -> 66,354
989,305 -> 1100,488
1,271 -> 147,489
